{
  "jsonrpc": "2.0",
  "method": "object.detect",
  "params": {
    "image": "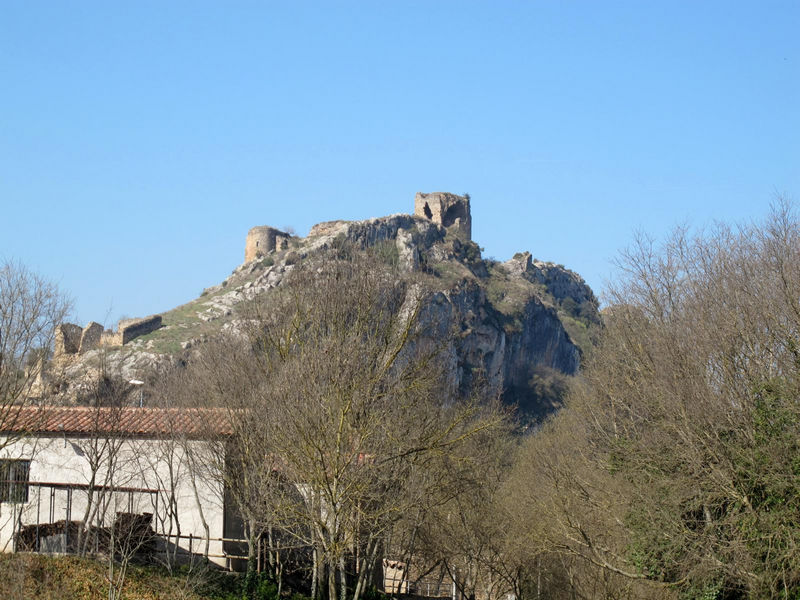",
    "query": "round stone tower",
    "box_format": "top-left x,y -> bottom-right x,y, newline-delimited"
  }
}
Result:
245,226 -> 290,262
